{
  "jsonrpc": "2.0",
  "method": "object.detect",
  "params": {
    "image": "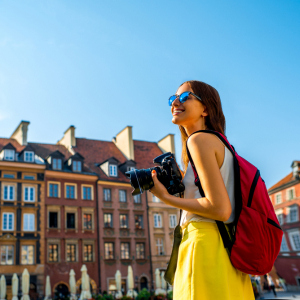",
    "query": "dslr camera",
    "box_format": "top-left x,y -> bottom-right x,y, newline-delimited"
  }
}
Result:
125,152 -> 185,196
